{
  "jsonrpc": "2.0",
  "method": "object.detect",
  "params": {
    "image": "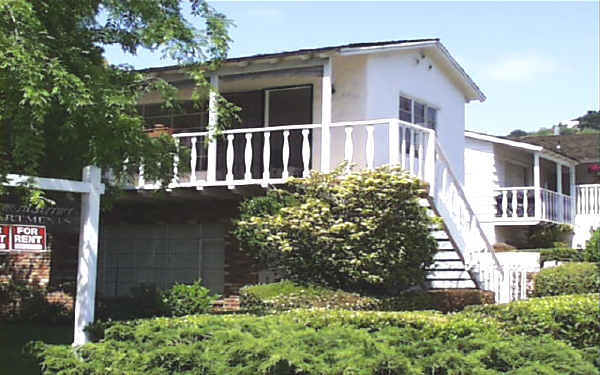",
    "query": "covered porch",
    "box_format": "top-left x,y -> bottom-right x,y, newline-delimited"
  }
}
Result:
493,150 -> 577,225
